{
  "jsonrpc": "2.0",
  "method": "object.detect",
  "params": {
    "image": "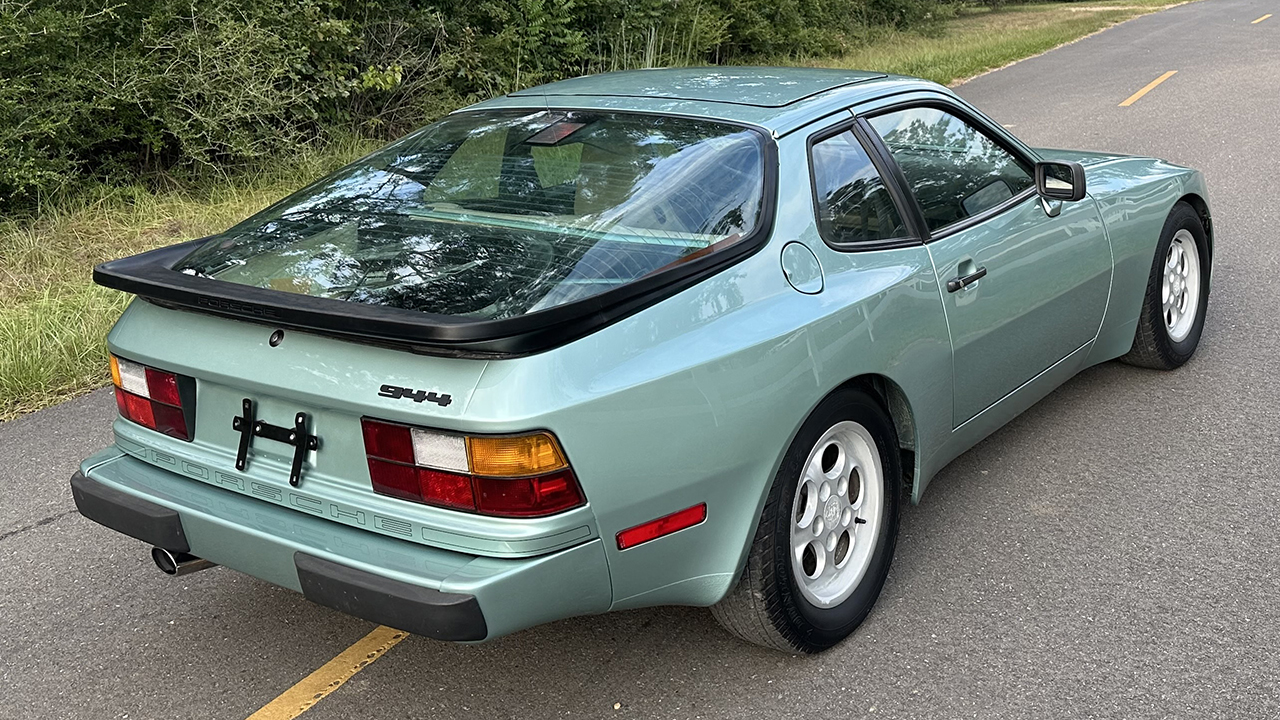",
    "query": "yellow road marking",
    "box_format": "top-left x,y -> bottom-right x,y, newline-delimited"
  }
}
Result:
1252,13 -> 1272,23
246,626 -> 407,720
1119,70 -> 1178,107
